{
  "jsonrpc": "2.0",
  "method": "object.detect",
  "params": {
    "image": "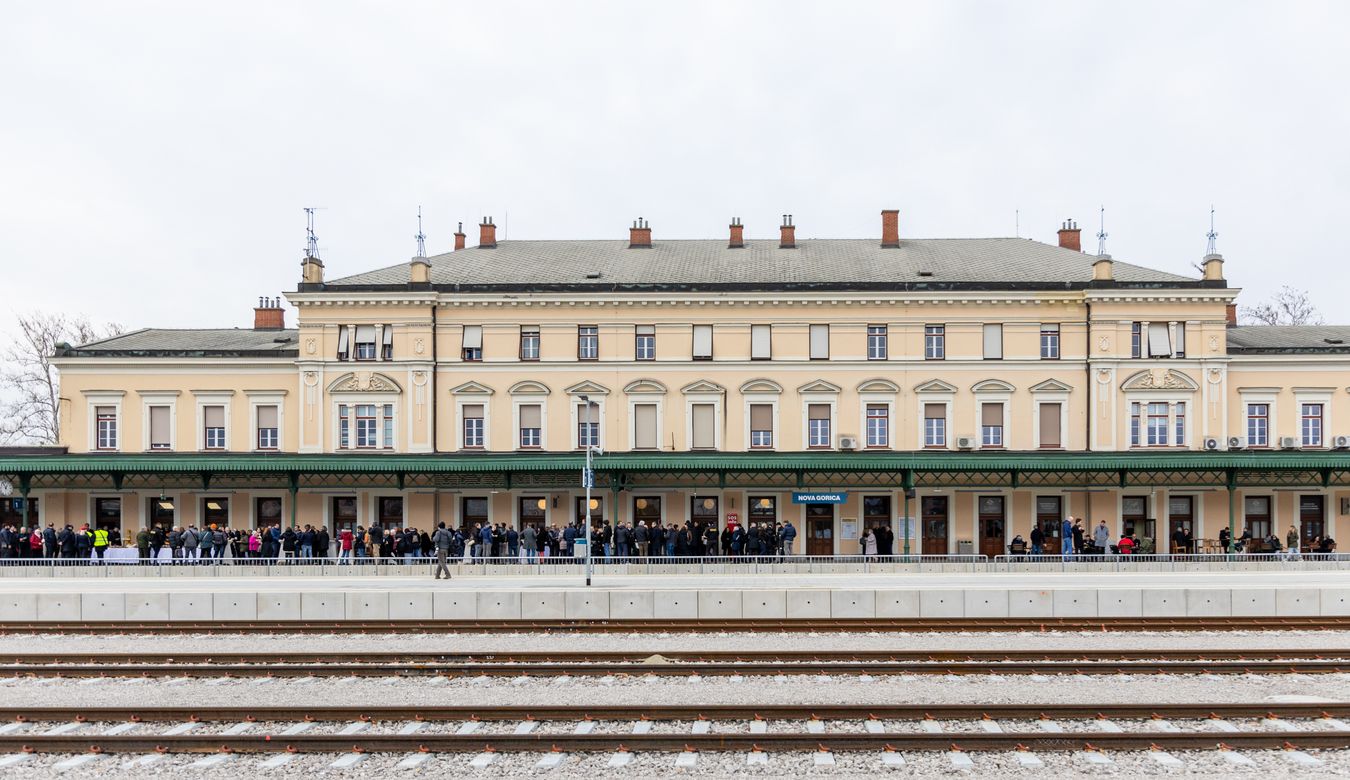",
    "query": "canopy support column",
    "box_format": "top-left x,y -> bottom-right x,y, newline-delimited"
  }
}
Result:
1226,468 -> 1237,553
901,469 -> 914,556
288,472 -> 299,530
